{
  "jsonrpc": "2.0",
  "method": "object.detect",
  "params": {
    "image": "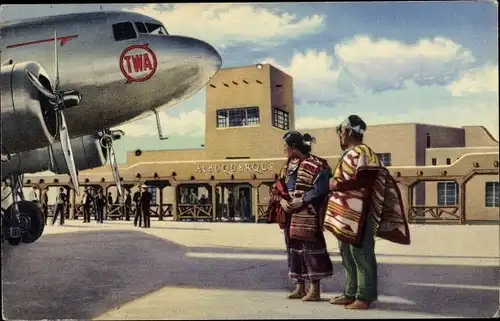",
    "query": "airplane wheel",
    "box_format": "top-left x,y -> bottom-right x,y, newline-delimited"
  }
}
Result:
7,237 -> 21,246
6,201 -> 45,244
